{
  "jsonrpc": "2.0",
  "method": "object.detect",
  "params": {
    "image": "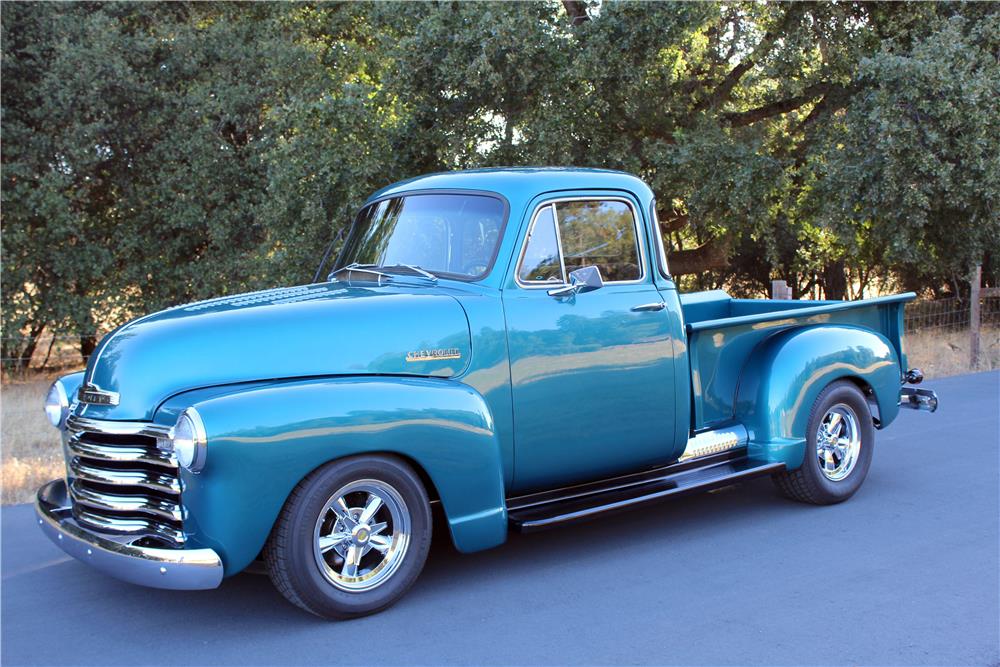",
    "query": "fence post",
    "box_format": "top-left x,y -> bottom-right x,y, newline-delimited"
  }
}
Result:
970,264 -> 982,369
771,280 -> 792,300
